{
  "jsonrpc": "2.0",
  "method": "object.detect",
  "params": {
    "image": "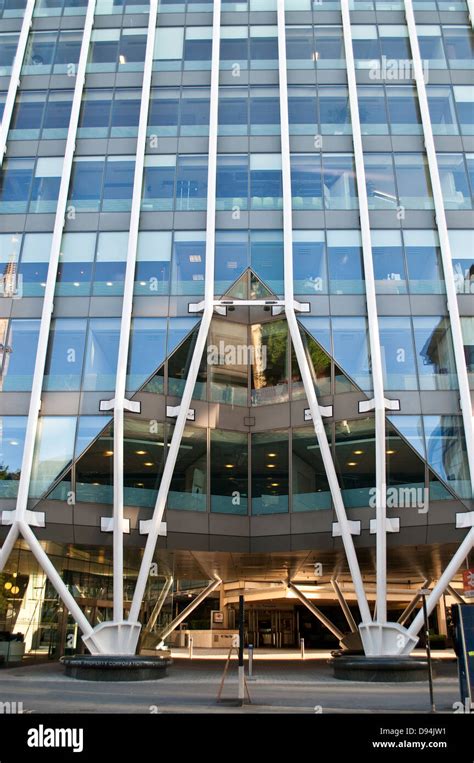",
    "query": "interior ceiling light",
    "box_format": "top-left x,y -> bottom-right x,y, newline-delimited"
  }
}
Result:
347,462 -> 357,467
